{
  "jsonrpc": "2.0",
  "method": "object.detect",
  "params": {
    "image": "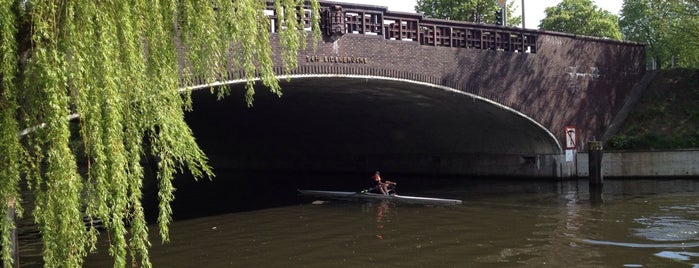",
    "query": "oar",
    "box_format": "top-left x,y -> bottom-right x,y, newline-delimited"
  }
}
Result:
360,185 -> 379,194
